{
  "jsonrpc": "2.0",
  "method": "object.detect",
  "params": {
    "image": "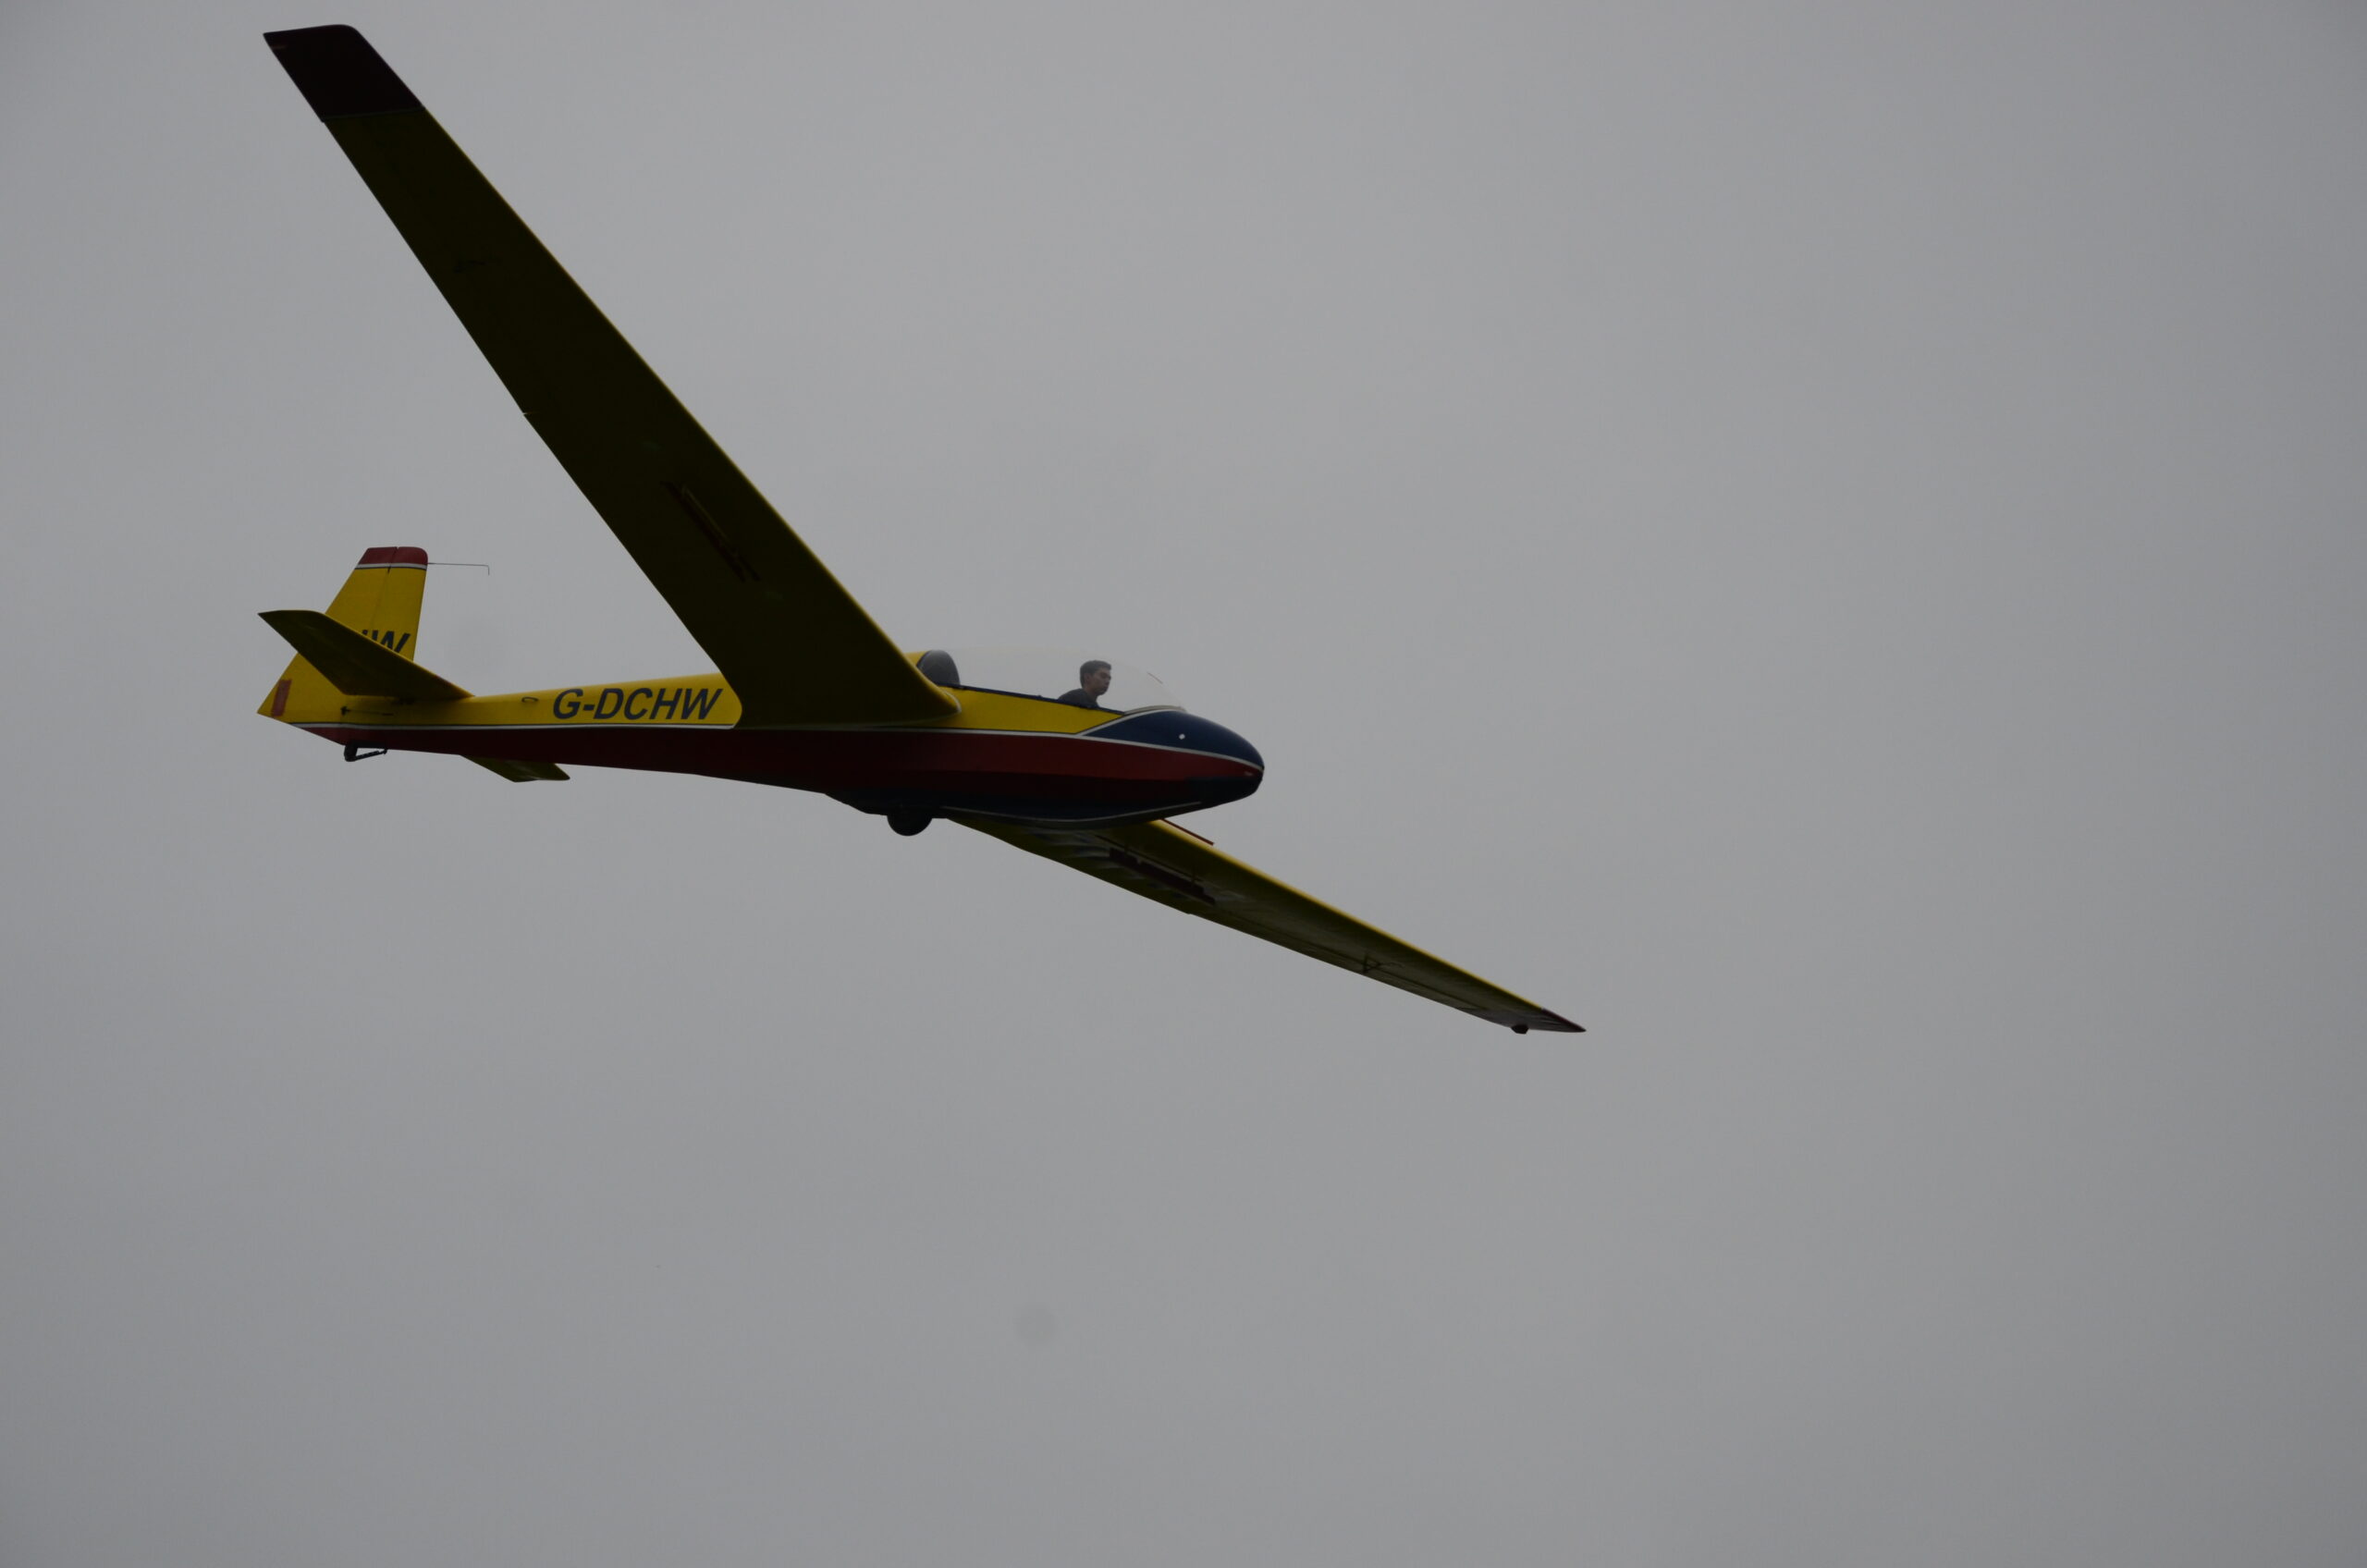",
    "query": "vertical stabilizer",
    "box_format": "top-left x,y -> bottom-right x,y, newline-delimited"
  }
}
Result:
258,546 -> 429,720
